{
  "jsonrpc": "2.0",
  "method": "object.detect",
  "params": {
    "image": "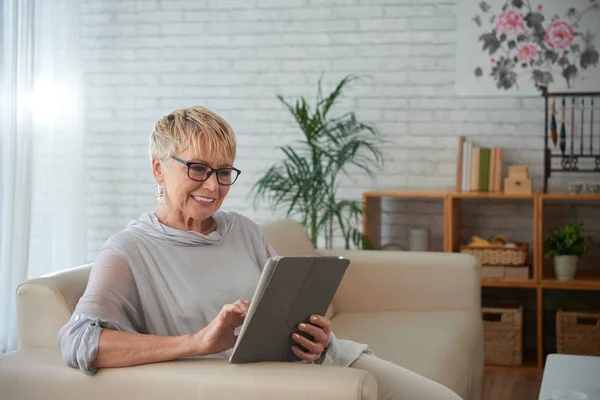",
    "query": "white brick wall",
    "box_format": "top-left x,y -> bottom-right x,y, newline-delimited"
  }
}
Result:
82,0 -> 600,259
